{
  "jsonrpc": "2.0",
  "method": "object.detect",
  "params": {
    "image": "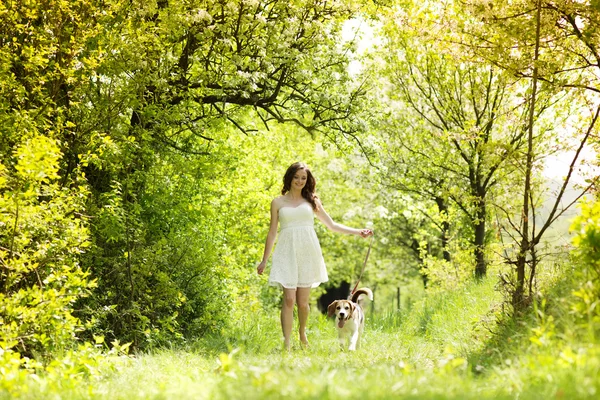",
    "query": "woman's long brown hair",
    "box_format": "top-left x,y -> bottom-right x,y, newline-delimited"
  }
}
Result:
281,162 -> 318,210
